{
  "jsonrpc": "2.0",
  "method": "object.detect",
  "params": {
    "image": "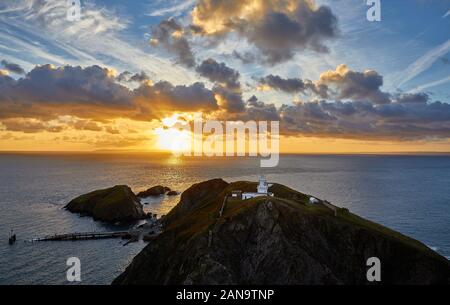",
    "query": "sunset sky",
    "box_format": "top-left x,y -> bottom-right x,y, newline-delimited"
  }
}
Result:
0,0 -> 449,153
